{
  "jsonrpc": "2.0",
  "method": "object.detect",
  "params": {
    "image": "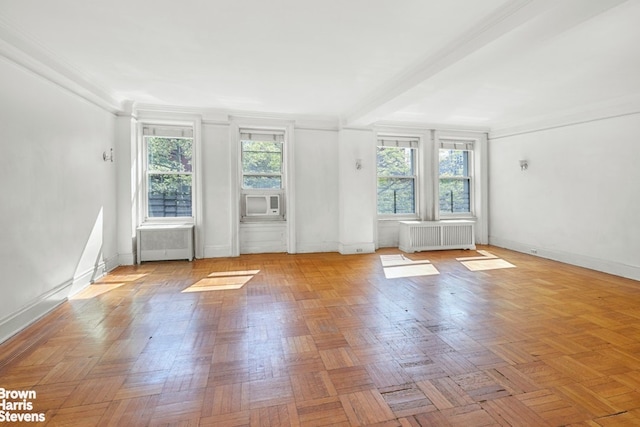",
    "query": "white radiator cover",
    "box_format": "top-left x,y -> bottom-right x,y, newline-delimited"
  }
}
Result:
399,220 -> 476,253
137,224 -> 194,263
